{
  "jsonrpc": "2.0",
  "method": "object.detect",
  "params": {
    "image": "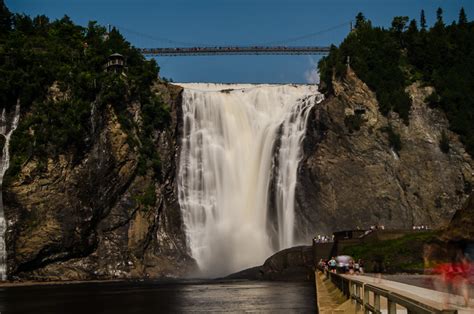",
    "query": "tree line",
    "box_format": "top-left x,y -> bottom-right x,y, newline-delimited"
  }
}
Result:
0,1 -> 169,181
319,8 -> 474,156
